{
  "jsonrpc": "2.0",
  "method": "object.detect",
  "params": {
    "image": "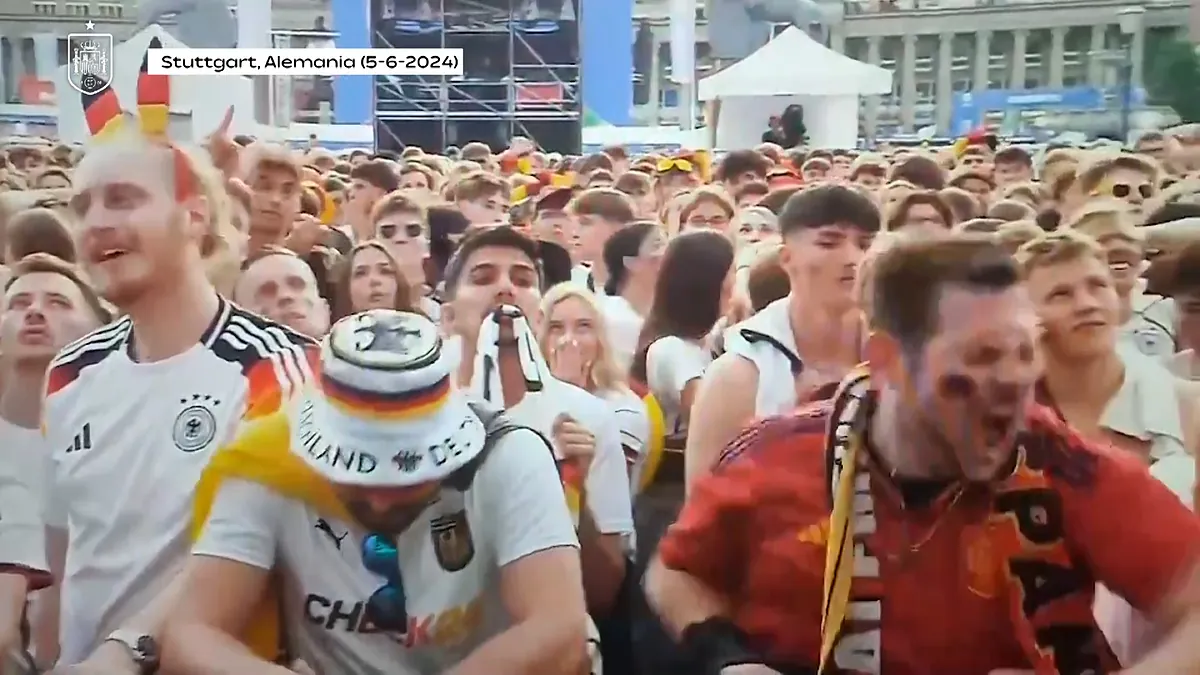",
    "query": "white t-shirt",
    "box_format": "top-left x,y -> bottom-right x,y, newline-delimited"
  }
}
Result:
645,336 -> 712,436
1119,293 -> 1176,361
500,381 -> 633,538
0,417 -> 51,575
599,388 -> 649,489
43,298 -> 315,663
193,428 -> 579,675
598,295 -> 643,374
